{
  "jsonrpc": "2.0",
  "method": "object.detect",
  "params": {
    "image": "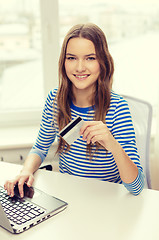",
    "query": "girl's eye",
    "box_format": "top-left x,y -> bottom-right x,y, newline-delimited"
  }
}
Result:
66,56 -> 76,60
87,57 -> 96,60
